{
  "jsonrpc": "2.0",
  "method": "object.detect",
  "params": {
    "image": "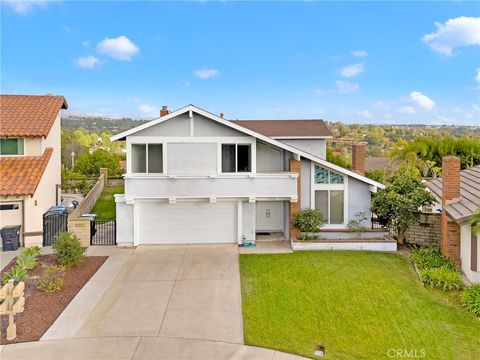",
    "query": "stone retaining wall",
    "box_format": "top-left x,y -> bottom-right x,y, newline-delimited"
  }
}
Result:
405,213 -> 441,247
